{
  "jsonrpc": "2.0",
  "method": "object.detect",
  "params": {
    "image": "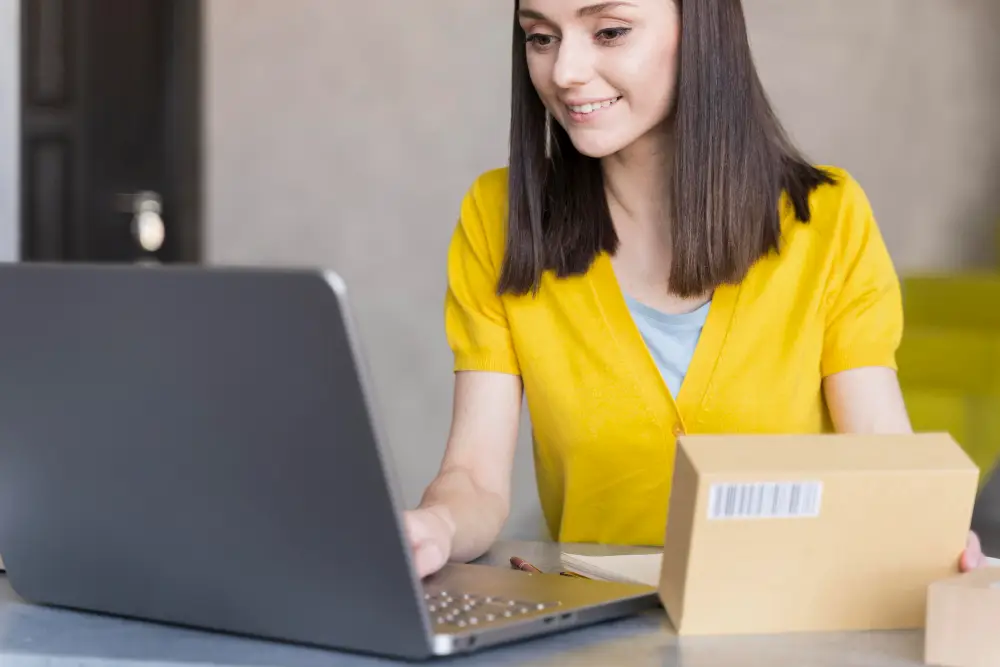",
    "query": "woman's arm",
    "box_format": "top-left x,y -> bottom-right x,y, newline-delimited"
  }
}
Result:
823,366 -> 912,433
410,171 -> 526,577
823,366 -> 986,570
405,370 -> 523,577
